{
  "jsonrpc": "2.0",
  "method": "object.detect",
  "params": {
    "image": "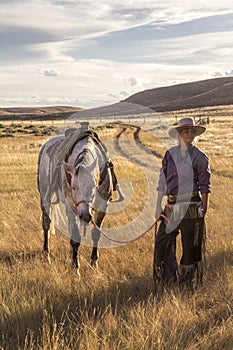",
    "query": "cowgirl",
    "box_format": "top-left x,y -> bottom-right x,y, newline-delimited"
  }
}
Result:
153,117 -> 211,291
